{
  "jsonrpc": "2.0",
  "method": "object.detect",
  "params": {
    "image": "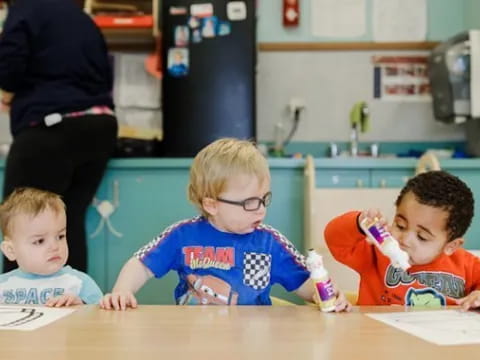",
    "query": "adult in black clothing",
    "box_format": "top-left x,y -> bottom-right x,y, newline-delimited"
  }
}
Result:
0,0 -> 118,273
